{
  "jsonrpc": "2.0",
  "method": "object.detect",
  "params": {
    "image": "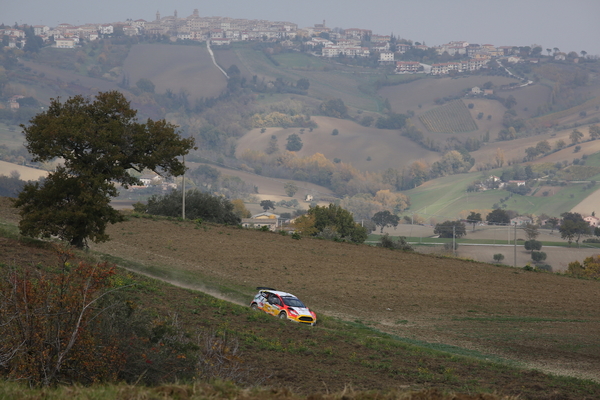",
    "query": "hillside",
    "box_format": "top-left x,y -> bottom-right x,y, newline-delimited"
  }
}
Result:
235,116 -> 440,172
1,197 -> 599,399
121,44 -> 227,102
87,213 -> 600,382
